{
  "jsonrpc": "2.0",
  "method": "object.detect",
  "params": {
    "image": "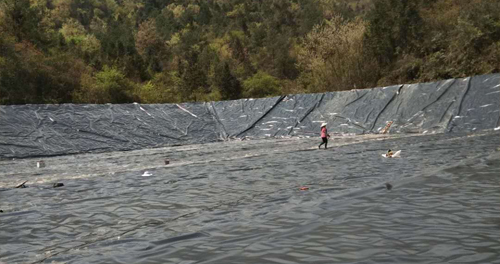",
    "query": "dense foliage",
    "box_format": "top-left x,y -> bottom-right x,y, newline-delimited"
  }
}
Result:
1,0 -> 500,104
